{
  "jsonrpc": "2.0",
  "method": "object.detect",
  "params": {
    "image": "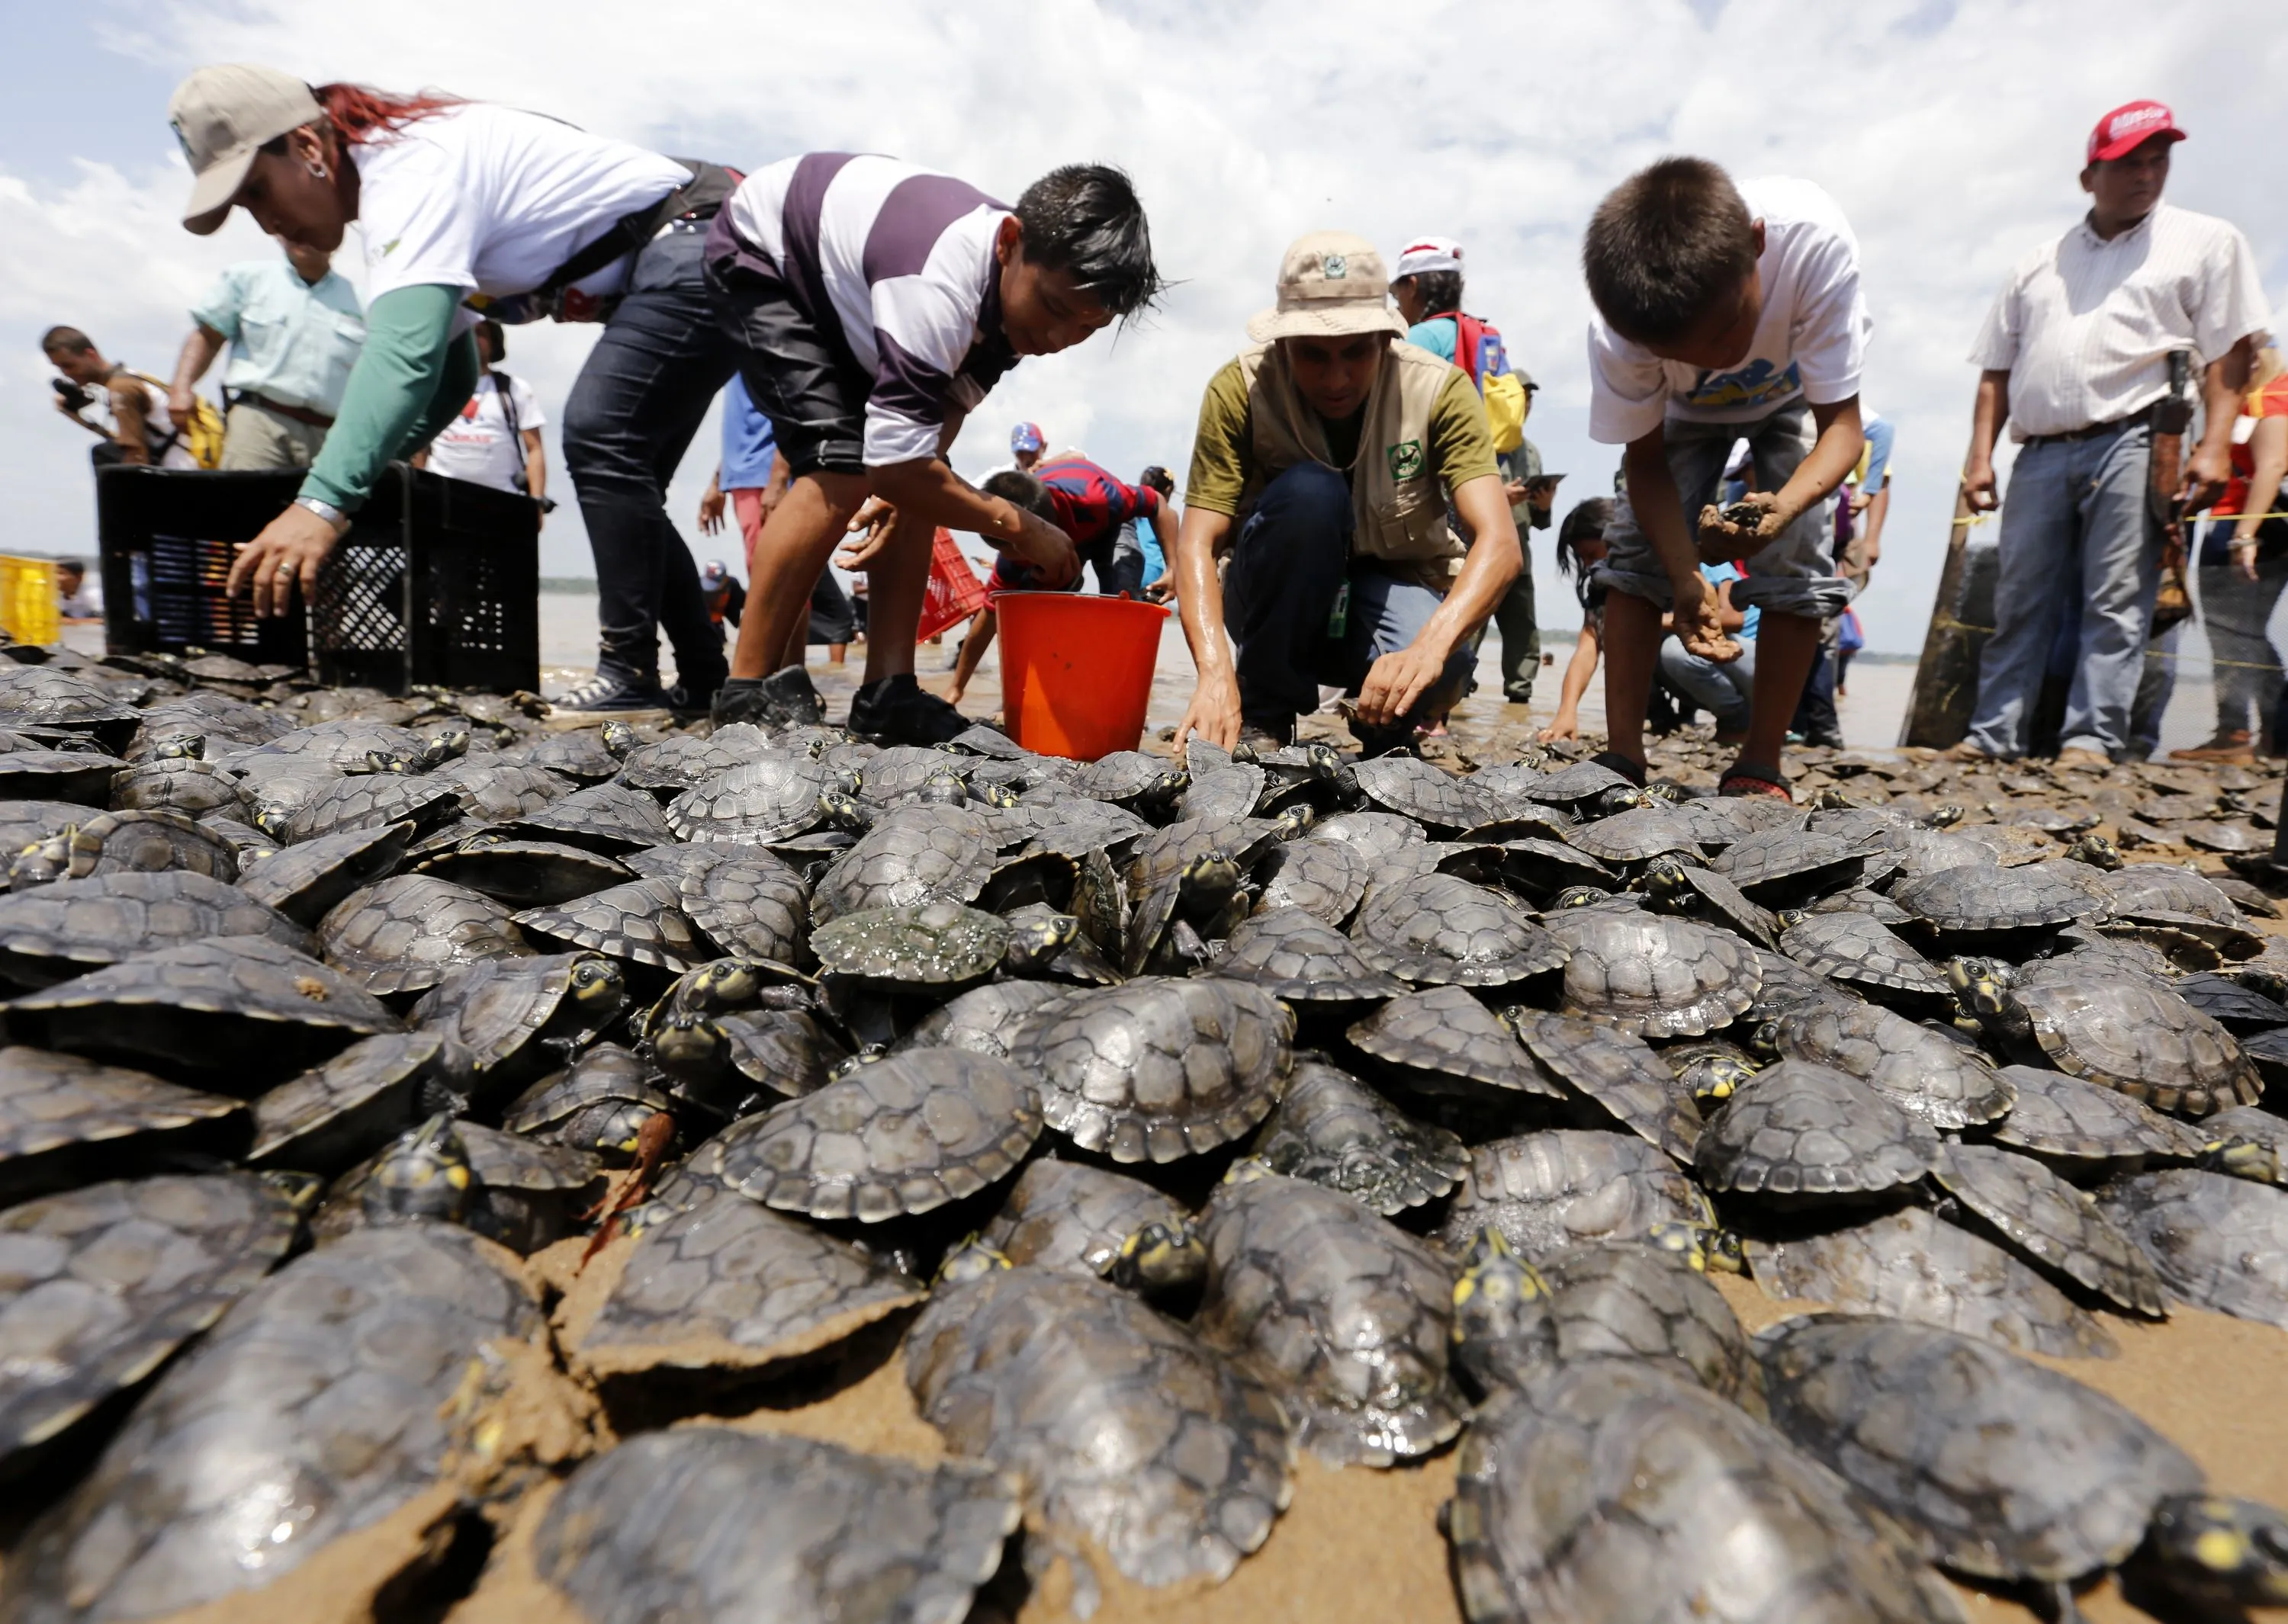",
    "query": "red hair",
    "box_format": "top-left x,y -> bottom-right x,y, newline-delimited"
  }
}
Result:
313,82 -> 462,143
